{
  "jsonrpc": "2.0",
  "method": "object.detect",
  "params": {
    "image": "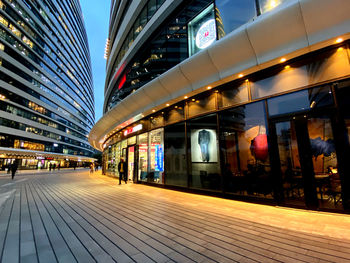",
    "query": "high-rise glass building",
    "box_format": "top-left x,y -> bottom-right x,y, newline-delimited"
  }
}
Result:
90,0 -> 350,212
0,0 -> 95,169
